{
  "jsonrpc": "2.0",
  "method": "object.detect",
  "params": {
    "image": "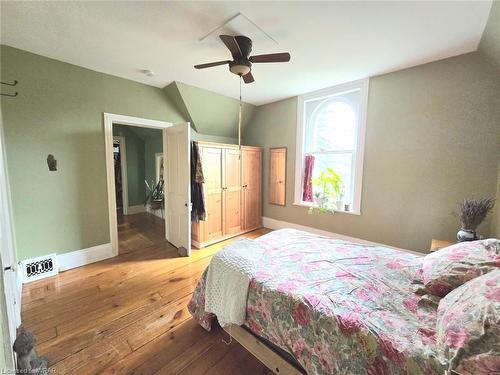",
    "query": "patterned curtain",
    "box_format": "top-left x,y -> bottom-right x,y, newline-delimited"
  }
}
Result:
302,154 -> 315,202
